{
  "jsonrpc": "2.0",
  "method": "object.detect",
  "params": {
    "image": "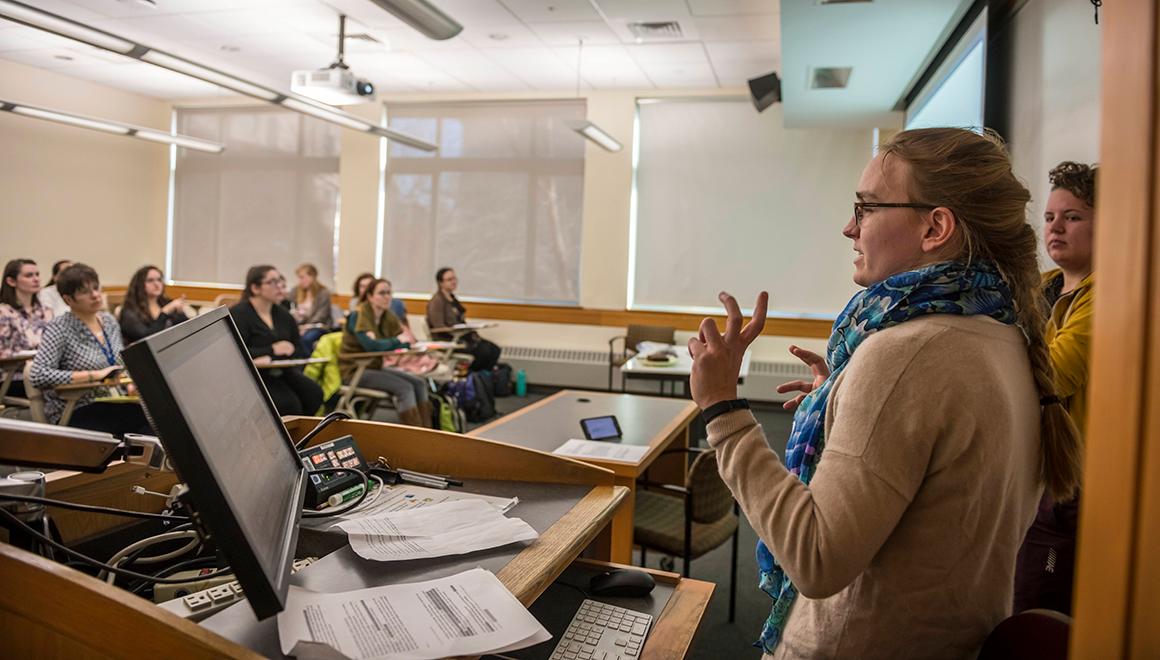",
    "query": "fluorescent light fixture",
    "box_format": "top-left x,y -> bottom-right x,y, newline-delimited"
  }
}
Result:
2,99 -> 225,153
566,120 -> 622,152
10,105 -> 130,135
139,50 -> 281,101
0,0 -> 135,54
133,128 -> 224,153
0,0 -> 437,152
281,98 -> 373,131
367,0 -> 463,40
